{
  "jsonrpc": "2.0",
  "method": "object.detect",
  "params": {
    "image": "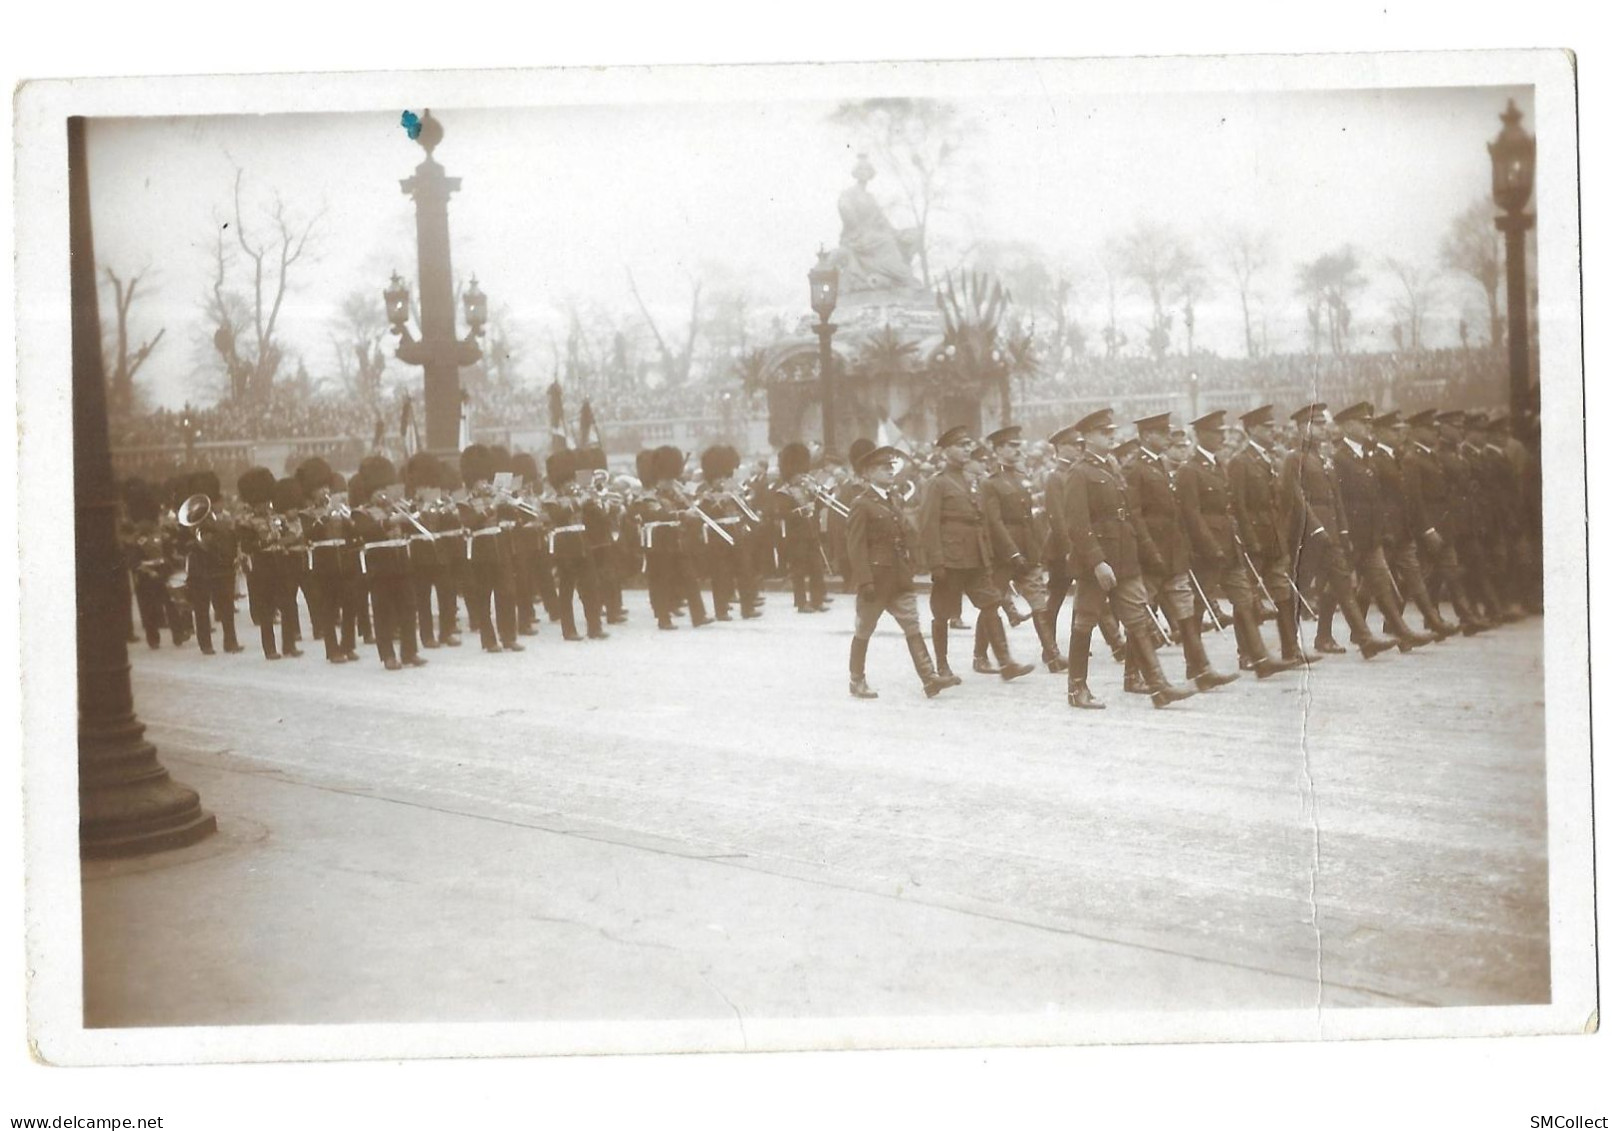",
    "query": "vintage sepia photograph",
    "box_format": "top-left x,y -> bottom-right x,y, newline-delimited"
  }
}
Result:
15,49 -> 1593,1067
